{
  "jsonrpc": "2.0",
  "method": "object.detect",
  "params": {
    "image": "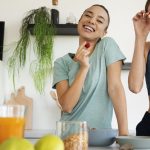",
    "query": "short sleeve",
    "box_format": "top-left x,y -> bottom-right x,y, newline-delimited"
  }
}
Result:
52,58 -> 68,89
104,37 -> 126,66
